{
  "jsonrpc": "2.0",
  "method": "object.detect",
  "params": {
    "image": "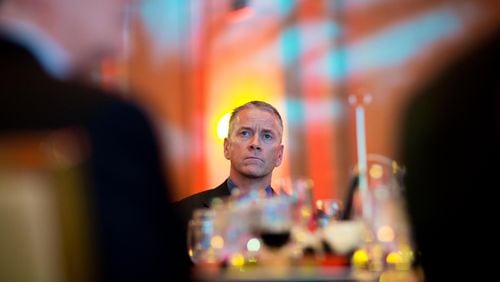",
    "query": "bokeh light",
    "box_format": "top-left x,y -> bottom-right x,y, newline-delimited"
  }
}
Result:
216,112 -> 231,140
